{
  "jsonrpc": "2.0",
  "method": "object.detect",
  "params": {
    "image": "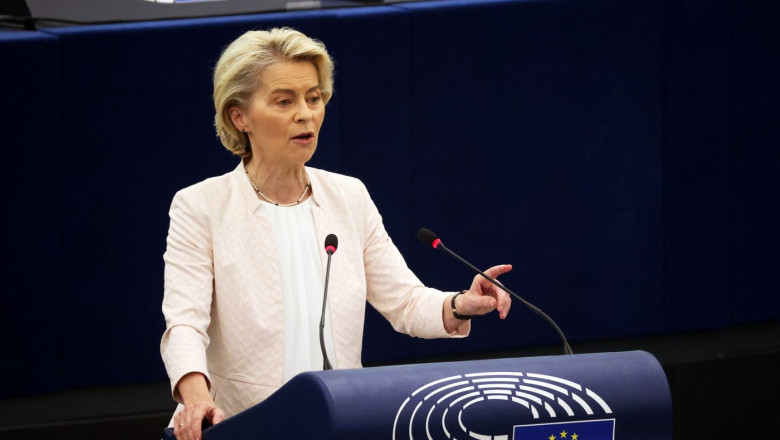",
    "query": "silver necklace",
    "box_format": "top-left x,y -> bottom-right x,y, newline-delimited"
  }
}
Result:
244,166 -> 311,207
